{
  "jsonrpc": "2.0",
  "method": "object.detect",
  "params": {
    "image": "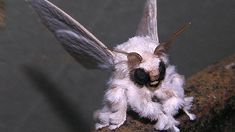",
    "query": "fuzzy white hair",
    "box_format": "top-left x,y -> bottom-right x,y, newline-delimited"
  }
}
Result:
31,0 -> 196,131
95,37 -> 196,131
